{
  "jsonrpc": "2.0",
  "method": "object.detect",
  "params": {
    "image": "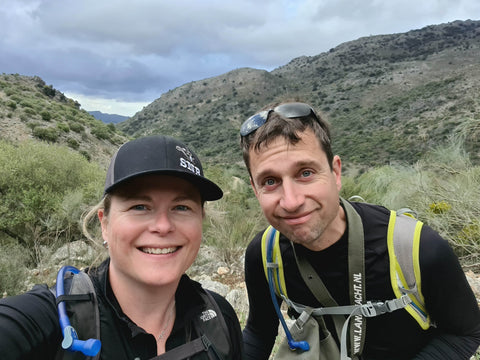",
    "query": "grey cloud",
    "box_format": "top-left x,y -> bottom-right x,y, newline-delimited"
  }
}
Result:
1,0 -> 479,111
